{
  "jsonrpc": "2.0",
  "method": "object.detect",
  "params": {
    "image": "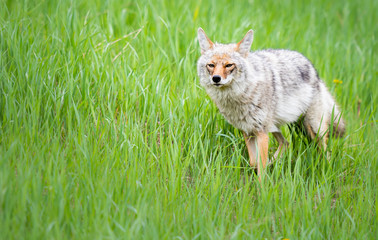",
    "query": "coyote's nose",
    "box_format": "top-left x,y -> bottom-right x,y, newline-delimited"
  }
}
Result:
212,75 -> 221,83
